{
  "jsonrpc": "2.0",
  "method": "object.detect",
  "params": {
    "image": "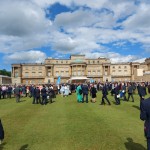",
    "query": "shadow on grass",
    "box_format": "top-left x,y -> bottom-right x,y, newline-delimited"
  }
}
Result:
0,142 -> 6,150
19,144 -> 29,150
124,138 -> 146,150
132,105 -> 140,110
